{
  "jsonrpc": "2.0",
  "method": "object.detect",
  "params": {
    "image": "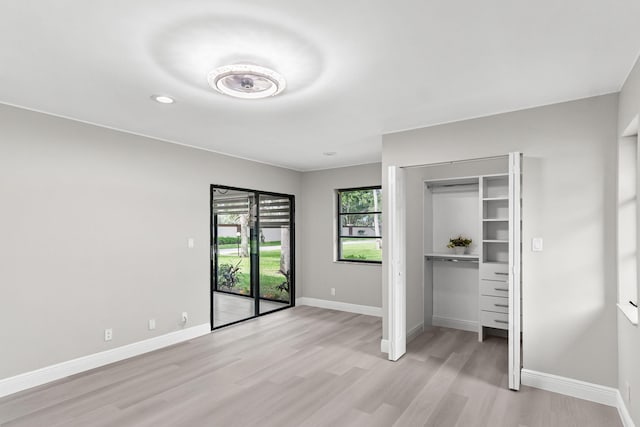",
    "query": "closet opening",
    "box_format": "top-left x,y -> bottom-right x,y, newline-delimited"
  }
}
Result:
387,153 -> 522,390
210,185 -> 295,330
